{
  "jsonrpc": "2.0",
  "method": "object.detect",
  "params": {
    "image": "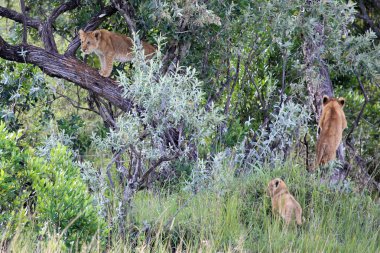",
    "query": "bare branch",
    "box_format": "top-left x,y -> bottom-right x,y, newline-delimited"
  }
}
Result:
49,0 -> 80,23
55,91 -> 99,114
138,153 -> 180,186
206,53 -> 232,109
105,147 -> 128,189
1,2 -> 81,53
0,6 -> 40,28
89,93 -> 117,129
346,141 -> 380,193
346,72 -> 368,141
280,50 -> 287,107
110,0 -> 137,33
356,0 -> 380,38
224,54 -> 240,115
20,0 -> 27,44
40,0 -> 81,53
